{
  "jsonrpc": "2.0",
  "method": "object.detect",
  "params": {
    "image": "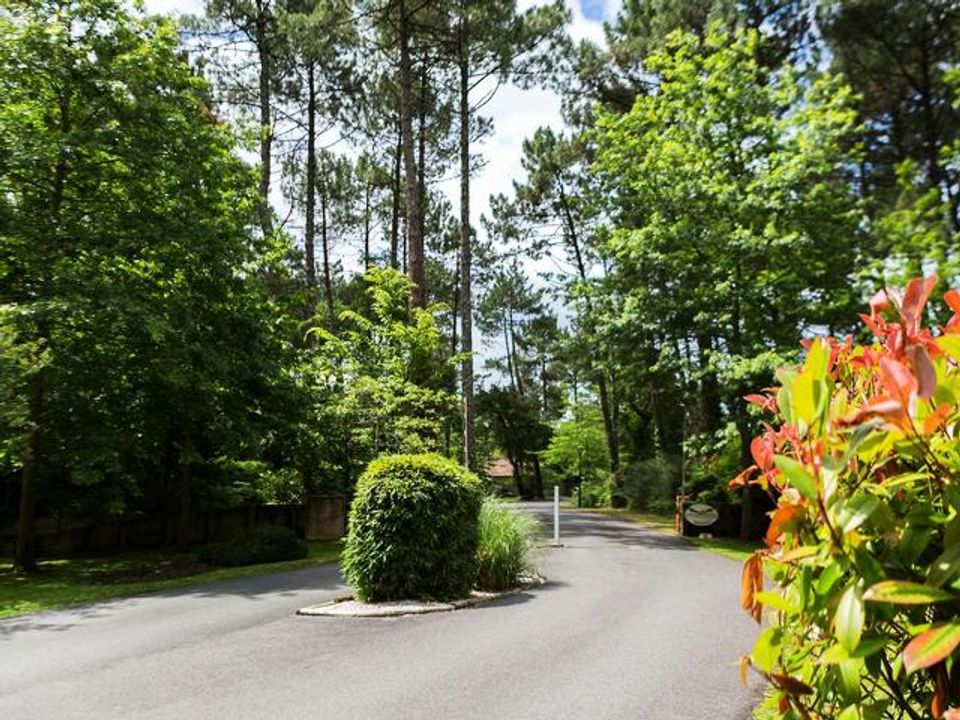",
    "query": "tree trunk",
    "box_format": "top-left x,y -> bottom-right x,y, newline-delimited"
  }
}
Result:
15,366 -> 43,572
458,24 -> 476,471
256,9 -> 273,239
390,121 -> 401,269
177,431 -> 193,548
511,456 -> 524,498
557,181 -> 619,473
696,332 -> 722,433
363,181 -> 371,271
304,61 -> 317,308
398,0 -> 425,307
531,455 -> 545,500
417,65 -> 428,247
16,89 -> 70,573
319,162 -> 336,329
